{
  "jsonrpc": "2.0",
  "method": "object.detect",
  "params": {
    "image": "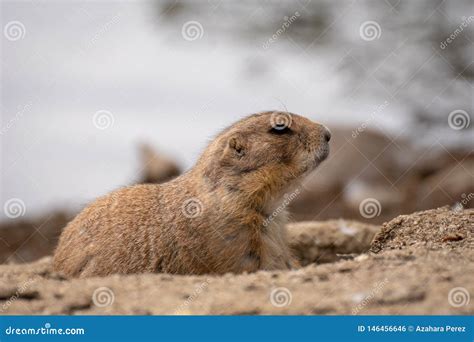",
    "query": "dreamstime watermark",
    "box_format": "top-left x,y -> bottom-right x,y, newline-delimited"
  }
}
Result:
359,198 -> 381,219
3,198 -> 26,219
4,20 -> 26,41
92,287 -> 115,307
453,193 -> 473,212
270,111 -> 293,130
263,188 -> 301,227
440,16 -> 474,50
352,278 -> 389,314
448,287 -> 470,308
359,21 -> 381,41
85,13 -> 122,50
448,110 -> 470,130
93,110 -> 115,130
270,287 -> 292,307
188,97 -> 217,126
181,21 -> 204,41
5,323 -> 85,336
0,277 -> 38,313
0,237 -> 11,247
0,102 -> 32,136
352,100 -> 390,138
262,12 -> 300,49
174,278 -> 210,314
208,0 -> 222,10
182,198 -> 204,218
